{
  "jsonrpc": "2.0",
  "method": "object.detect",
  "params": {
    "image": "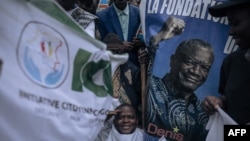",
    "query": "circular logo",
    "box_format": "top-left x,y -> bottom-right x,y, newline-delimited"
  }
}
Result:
17,21 -> 69,88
